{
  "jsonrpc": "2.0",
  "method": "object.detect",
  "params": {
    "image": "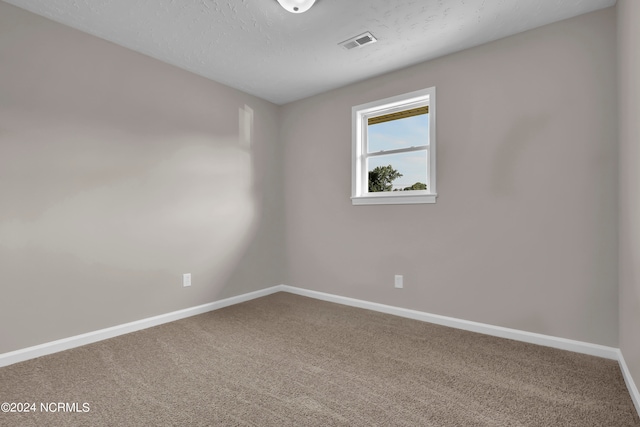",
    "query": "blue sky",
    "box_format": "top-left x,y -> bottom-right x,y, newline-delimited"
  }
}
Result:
367,114 -> 429,189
